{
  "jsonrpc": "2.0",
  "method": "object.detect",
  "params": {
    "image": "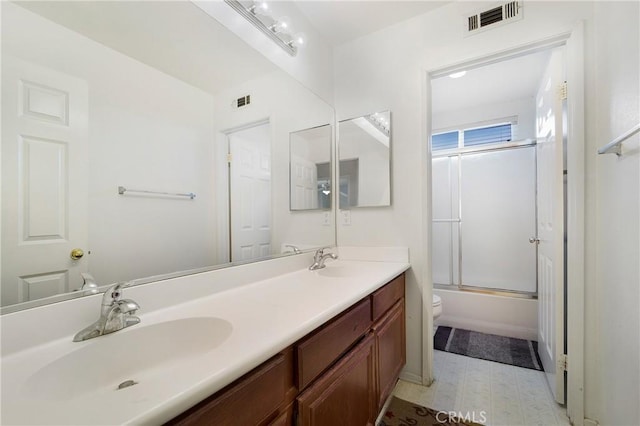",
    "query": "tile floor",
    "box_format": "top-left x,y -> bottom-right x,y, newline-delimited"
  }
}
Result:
393,350 -> 571,426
